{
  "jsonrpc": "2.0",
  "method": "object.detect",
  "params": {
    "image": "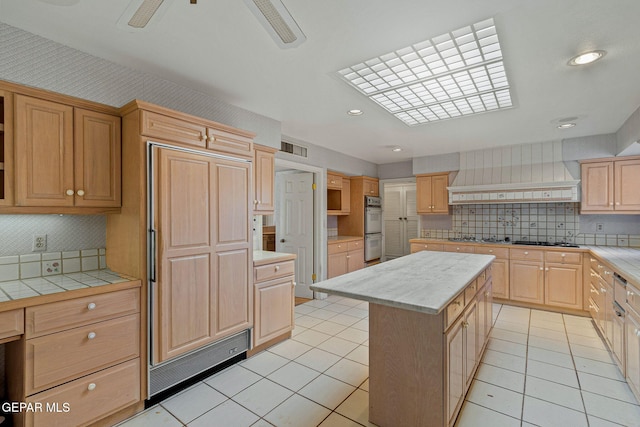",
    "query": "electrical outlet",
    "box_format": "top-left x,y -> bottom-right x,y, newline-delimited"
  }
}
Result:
32,234 -> 47,252
596,223 -> 604,232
